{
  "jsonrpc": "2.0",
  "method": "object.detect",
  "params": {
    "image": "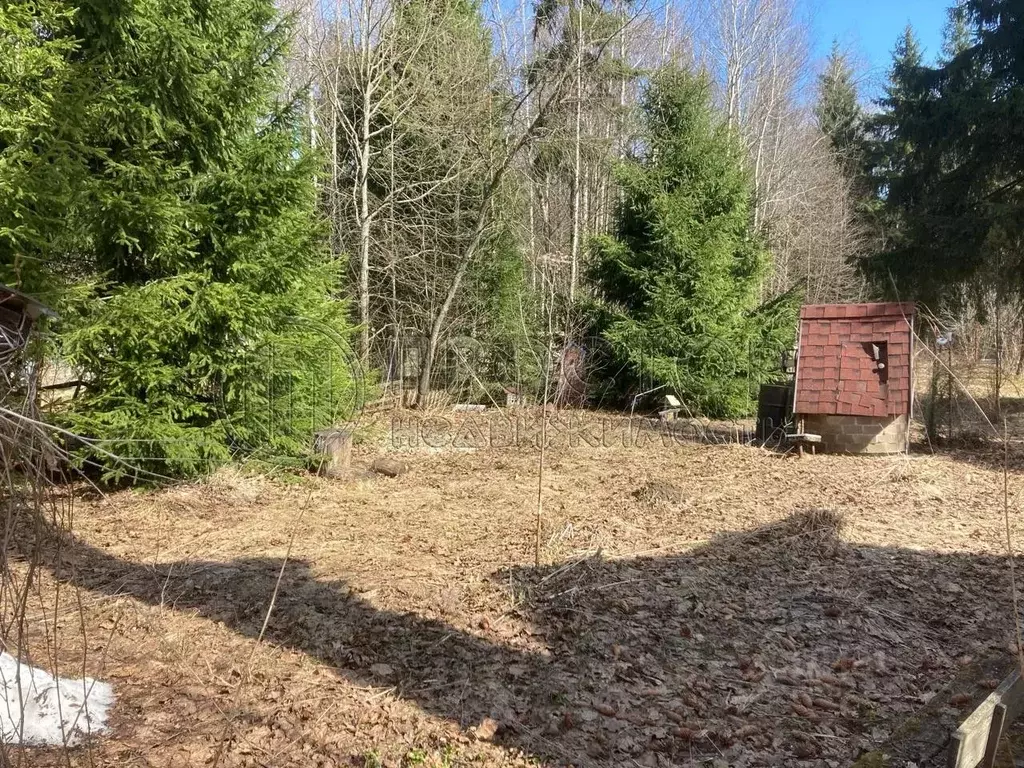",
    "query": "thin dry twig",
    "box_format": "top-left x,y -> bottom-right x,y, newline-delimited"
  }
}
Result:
1004,417 -> 1024,678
